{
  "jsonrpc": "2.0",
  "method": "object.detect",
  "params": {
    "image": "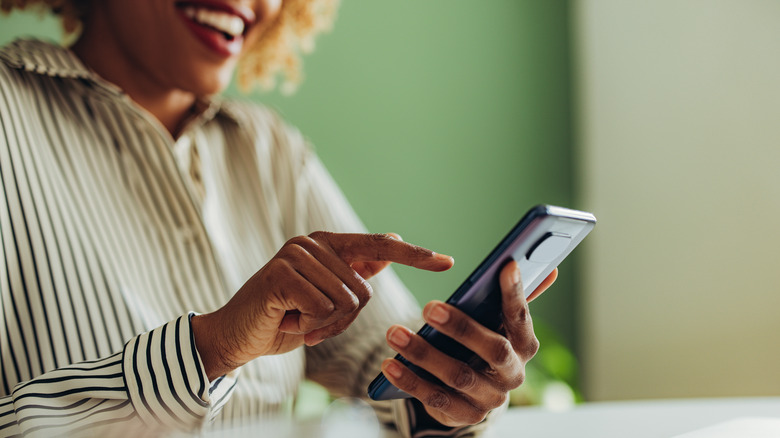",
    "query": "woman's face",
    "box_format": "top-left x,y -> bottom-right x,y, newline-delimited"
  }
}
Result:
87,0 -> 282,95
